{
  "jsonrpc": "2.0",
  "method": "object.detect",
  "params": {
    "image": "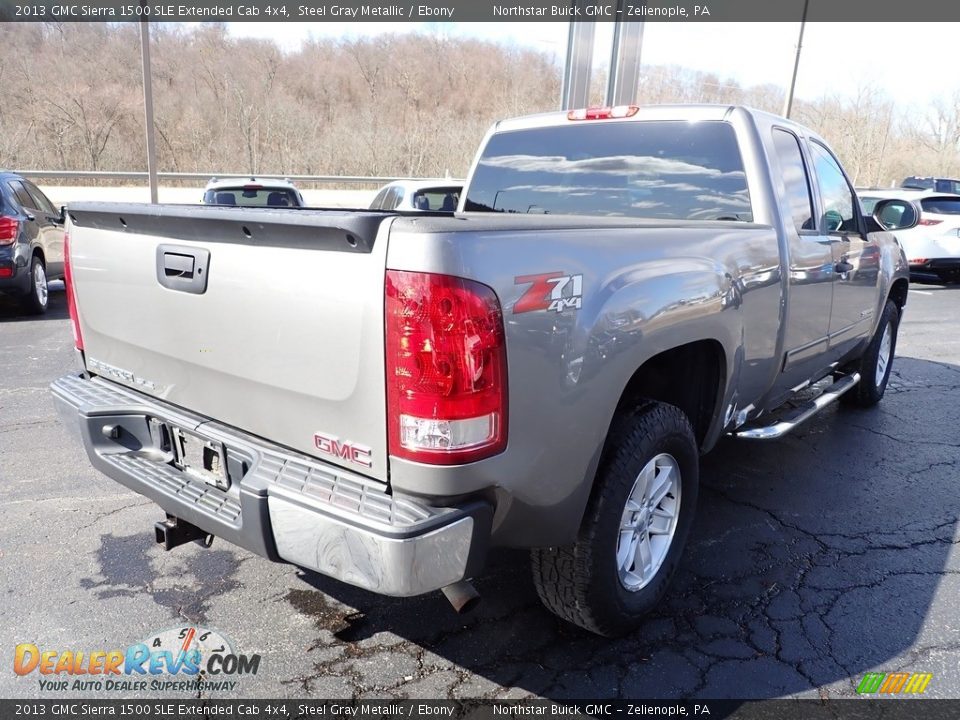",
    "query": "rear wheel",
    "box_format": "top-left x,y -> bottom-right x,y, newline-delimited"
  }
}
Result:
20,256 -> 48,315
531,401 -> 699,637
839,299 -> 900,408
